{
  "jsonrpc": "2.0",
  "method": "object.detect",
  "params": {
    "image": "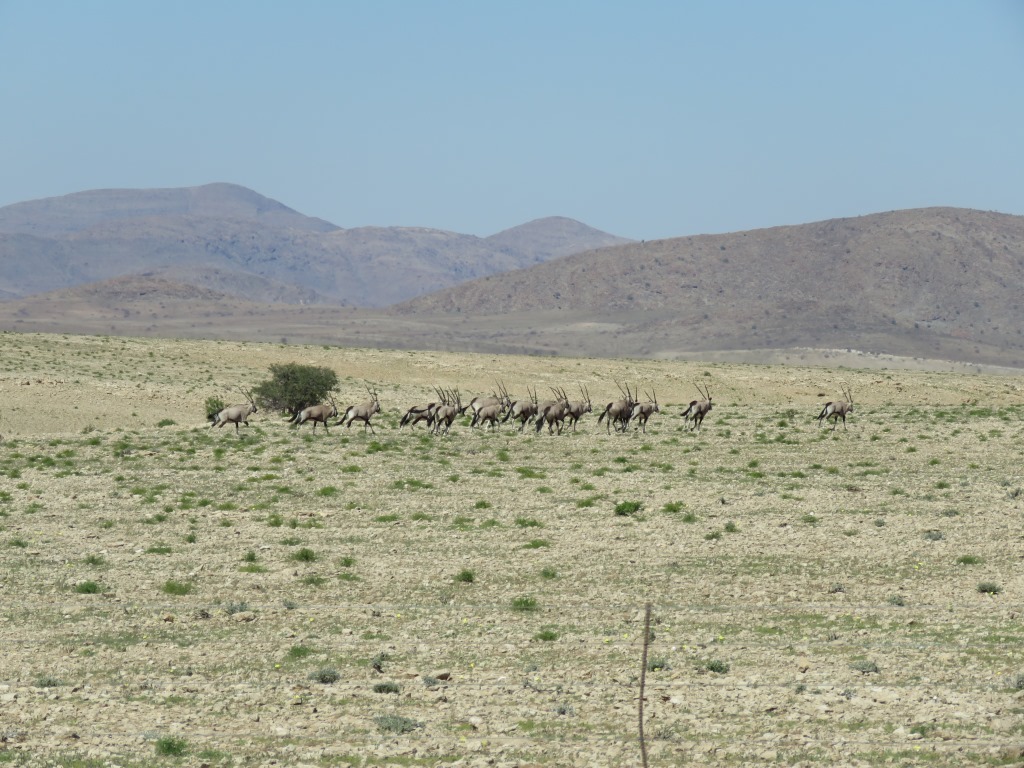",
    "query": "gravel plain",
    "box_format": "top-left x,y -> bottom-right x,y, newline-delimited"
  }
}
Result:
1,332 -> 1023,767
